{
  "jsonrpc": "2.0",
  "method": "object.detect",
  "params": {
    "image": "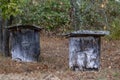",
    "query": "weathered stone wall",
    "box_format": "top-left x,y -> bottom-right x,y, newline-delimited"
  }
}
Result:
69,37 -> 100,71
10,29 -> 40,62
